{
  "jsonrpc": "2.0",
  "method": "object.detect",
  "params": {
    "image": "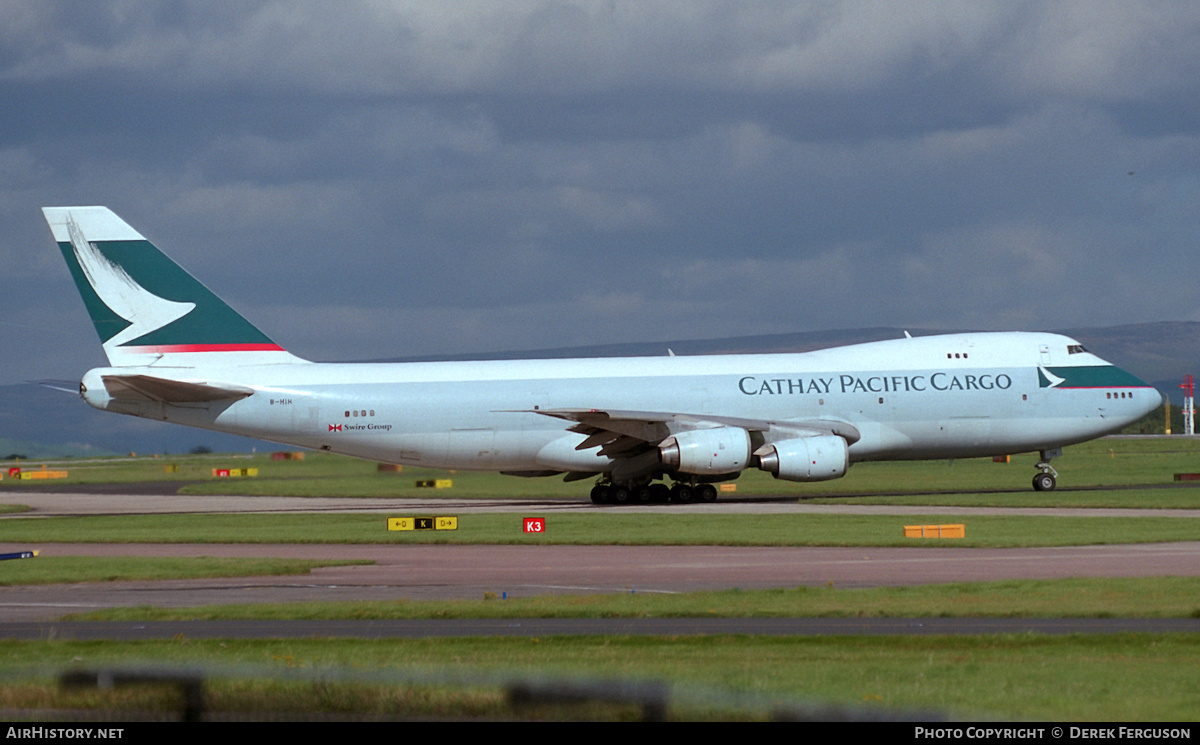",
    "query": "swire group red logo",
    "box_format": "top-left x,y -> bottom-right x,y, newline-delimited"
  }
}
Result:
328,424 -> 342,432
